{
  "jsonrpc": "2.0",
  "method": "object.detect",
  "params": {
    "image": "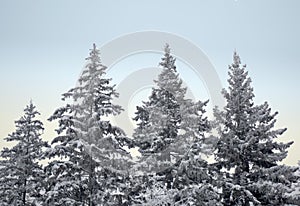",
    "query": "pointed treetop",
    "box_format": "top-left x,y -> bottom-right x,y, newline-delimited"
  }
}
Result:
159,43 -> 177,72
86,43 -> 101,62
23,100 -> 41,118
233,50 -> 241,68
27,99 -> 34,111
91,43 -> 99,56
164,43 -> 171,54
